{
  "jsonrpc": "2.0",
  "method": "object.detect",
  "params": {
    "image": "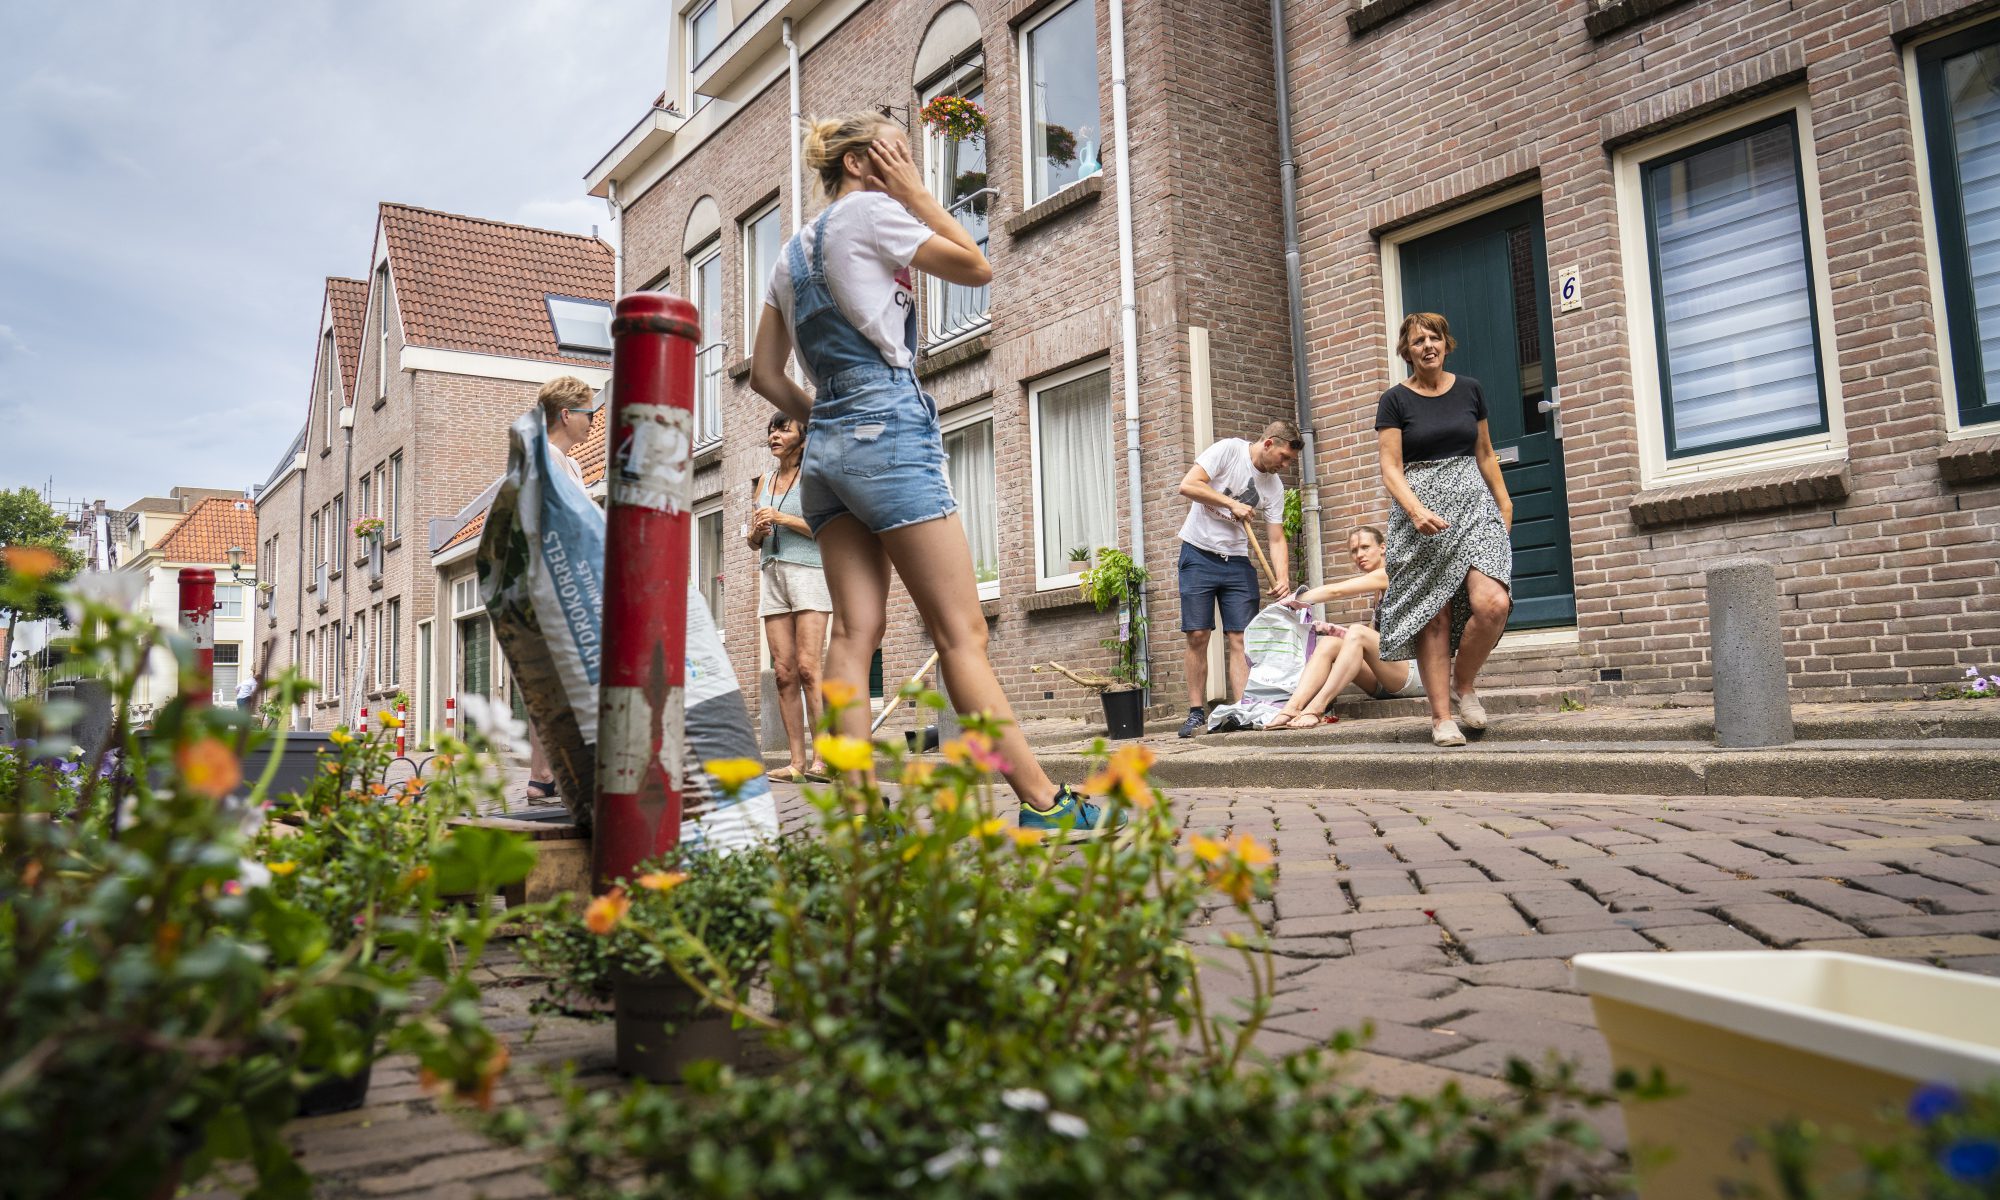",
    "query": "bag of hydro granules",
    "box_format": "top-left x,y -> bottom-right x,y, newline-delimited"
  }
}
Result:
480,410 -> 606,821
479,409 -> 776,848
